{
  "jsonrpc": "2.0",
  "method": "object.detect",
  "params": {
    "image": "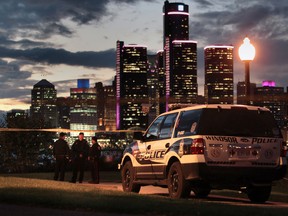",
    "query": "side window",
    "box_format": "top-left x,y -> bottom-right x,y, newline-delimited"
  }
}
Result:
144,116 -> 165,141
159,113 -> 178,139
175,109 -> 202,137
